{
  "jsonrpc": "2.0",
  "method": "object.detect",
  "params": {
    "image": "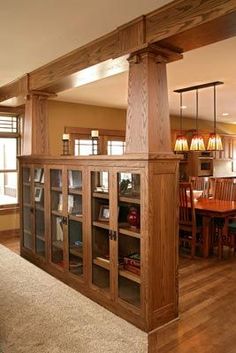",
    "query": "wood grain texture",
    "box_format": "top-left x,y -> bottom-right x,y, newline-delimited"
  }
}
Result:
125,49 -> 172,154
0,0 -> 235,97
23,93 -> 50,155
0,75 -> 28,102
148,256 -> 236,353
